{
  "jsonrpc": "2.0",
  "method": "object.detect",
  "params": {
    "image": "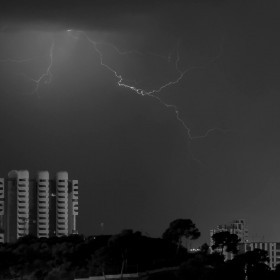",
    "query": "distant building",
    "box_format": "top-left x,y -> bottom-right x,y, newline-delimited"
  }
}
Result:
210,220 -> 280,269
0,170 -> 78,243
210,219 -> 249,260
210,219 -> 249,246
239,242 -> 280,270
